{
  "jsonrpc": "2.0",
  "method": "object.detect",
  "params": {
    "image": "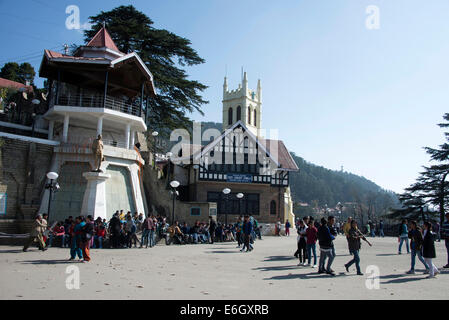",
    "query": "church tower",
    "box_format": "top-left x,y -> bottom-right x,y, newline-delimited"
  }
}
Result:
222,72 -> 262,137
